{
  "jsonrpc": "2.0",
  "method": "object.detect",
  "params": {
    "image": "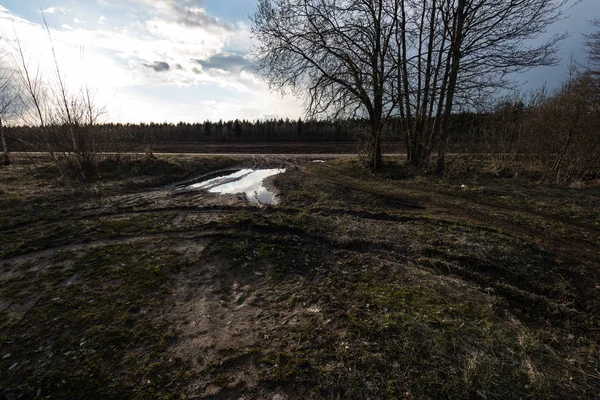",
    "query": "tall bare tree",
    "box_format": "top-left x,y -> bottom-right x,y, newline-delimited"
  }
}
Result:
252,0 -> 399,168
253,0 -> 574,172
392,0 -> 572,172
394,0 -> 453,168
437,0 -> 574,174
